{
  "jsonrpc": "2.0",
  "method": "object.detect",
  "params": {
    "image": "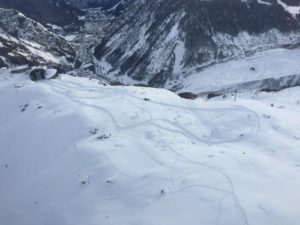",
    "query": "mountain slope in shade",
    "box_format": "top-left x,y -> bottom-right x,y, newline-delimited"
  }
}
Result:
0,0 -> 84,29
67,0 -> 131,15
0,70 -> 300,225
94,0 -> 300,87
0,8 -> 76,70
